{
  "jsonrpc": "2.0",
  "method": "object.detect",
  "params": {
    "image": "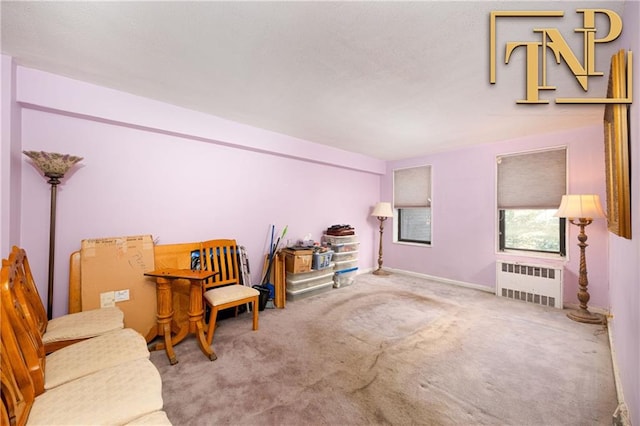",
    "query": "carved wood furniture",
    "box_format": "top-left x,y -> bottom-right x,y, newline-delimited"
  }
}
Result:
144,268 -> 218,365
69,239 -> 261,362
1,247 -> 171,426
